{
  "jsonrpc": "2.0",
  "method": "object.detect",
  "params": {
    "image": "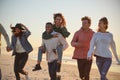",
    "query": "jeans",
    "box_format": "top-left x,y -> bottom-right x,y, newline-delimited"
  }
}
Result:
38,44 -> 63,62
77,59 -> 92,80
96,56 -> 112,80
14,52 -> 28,80
48,60 -> 57,80
38,48 -> 43,61
56,44 -> 63,62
